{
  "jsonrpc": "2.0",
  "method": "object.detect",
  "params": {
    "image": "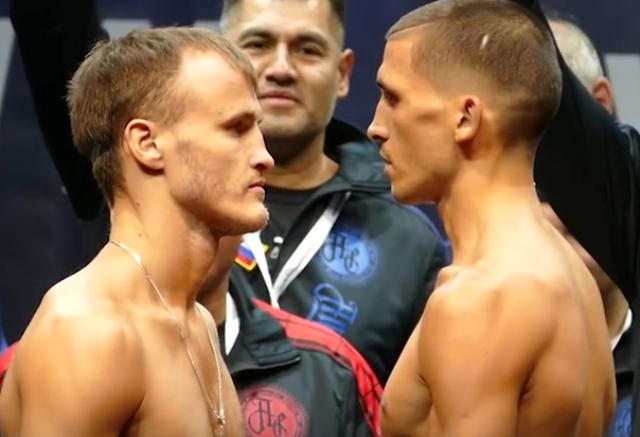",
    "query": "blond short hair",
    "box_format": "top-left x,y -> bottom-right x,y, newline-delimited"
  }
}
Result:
67,26 -> 256,205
